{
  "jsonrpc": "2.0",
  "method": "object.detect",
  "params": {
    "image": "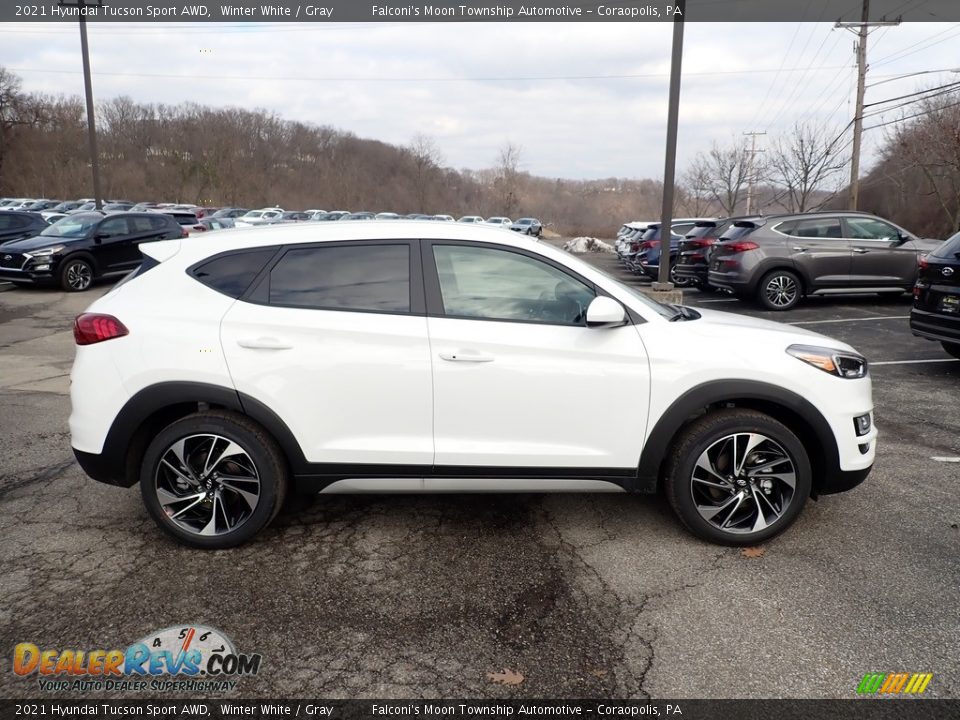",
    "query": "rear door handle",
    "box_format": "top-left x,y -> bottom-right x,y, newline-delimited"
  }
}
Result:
792,246 -> 807,252
237,337 -> 293,350
439,351 -> 494,363
853,248 -> 869,254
